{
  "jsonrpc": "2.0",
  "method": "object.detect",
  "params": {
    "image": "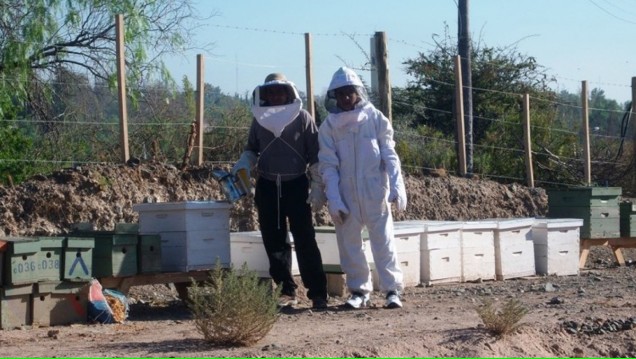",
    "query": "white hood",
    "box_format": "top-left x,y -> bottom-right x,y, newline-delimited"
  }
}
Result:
324,67 -> 369,114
